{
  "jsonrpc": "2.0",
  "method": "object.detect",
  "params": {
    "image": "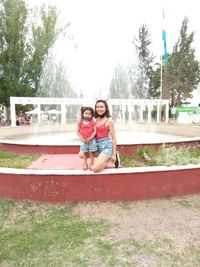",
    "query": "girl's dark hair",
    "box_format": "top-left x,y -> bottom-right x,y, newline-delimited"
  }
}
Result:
94,99 -> 111,118
81,106 -> 94,117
